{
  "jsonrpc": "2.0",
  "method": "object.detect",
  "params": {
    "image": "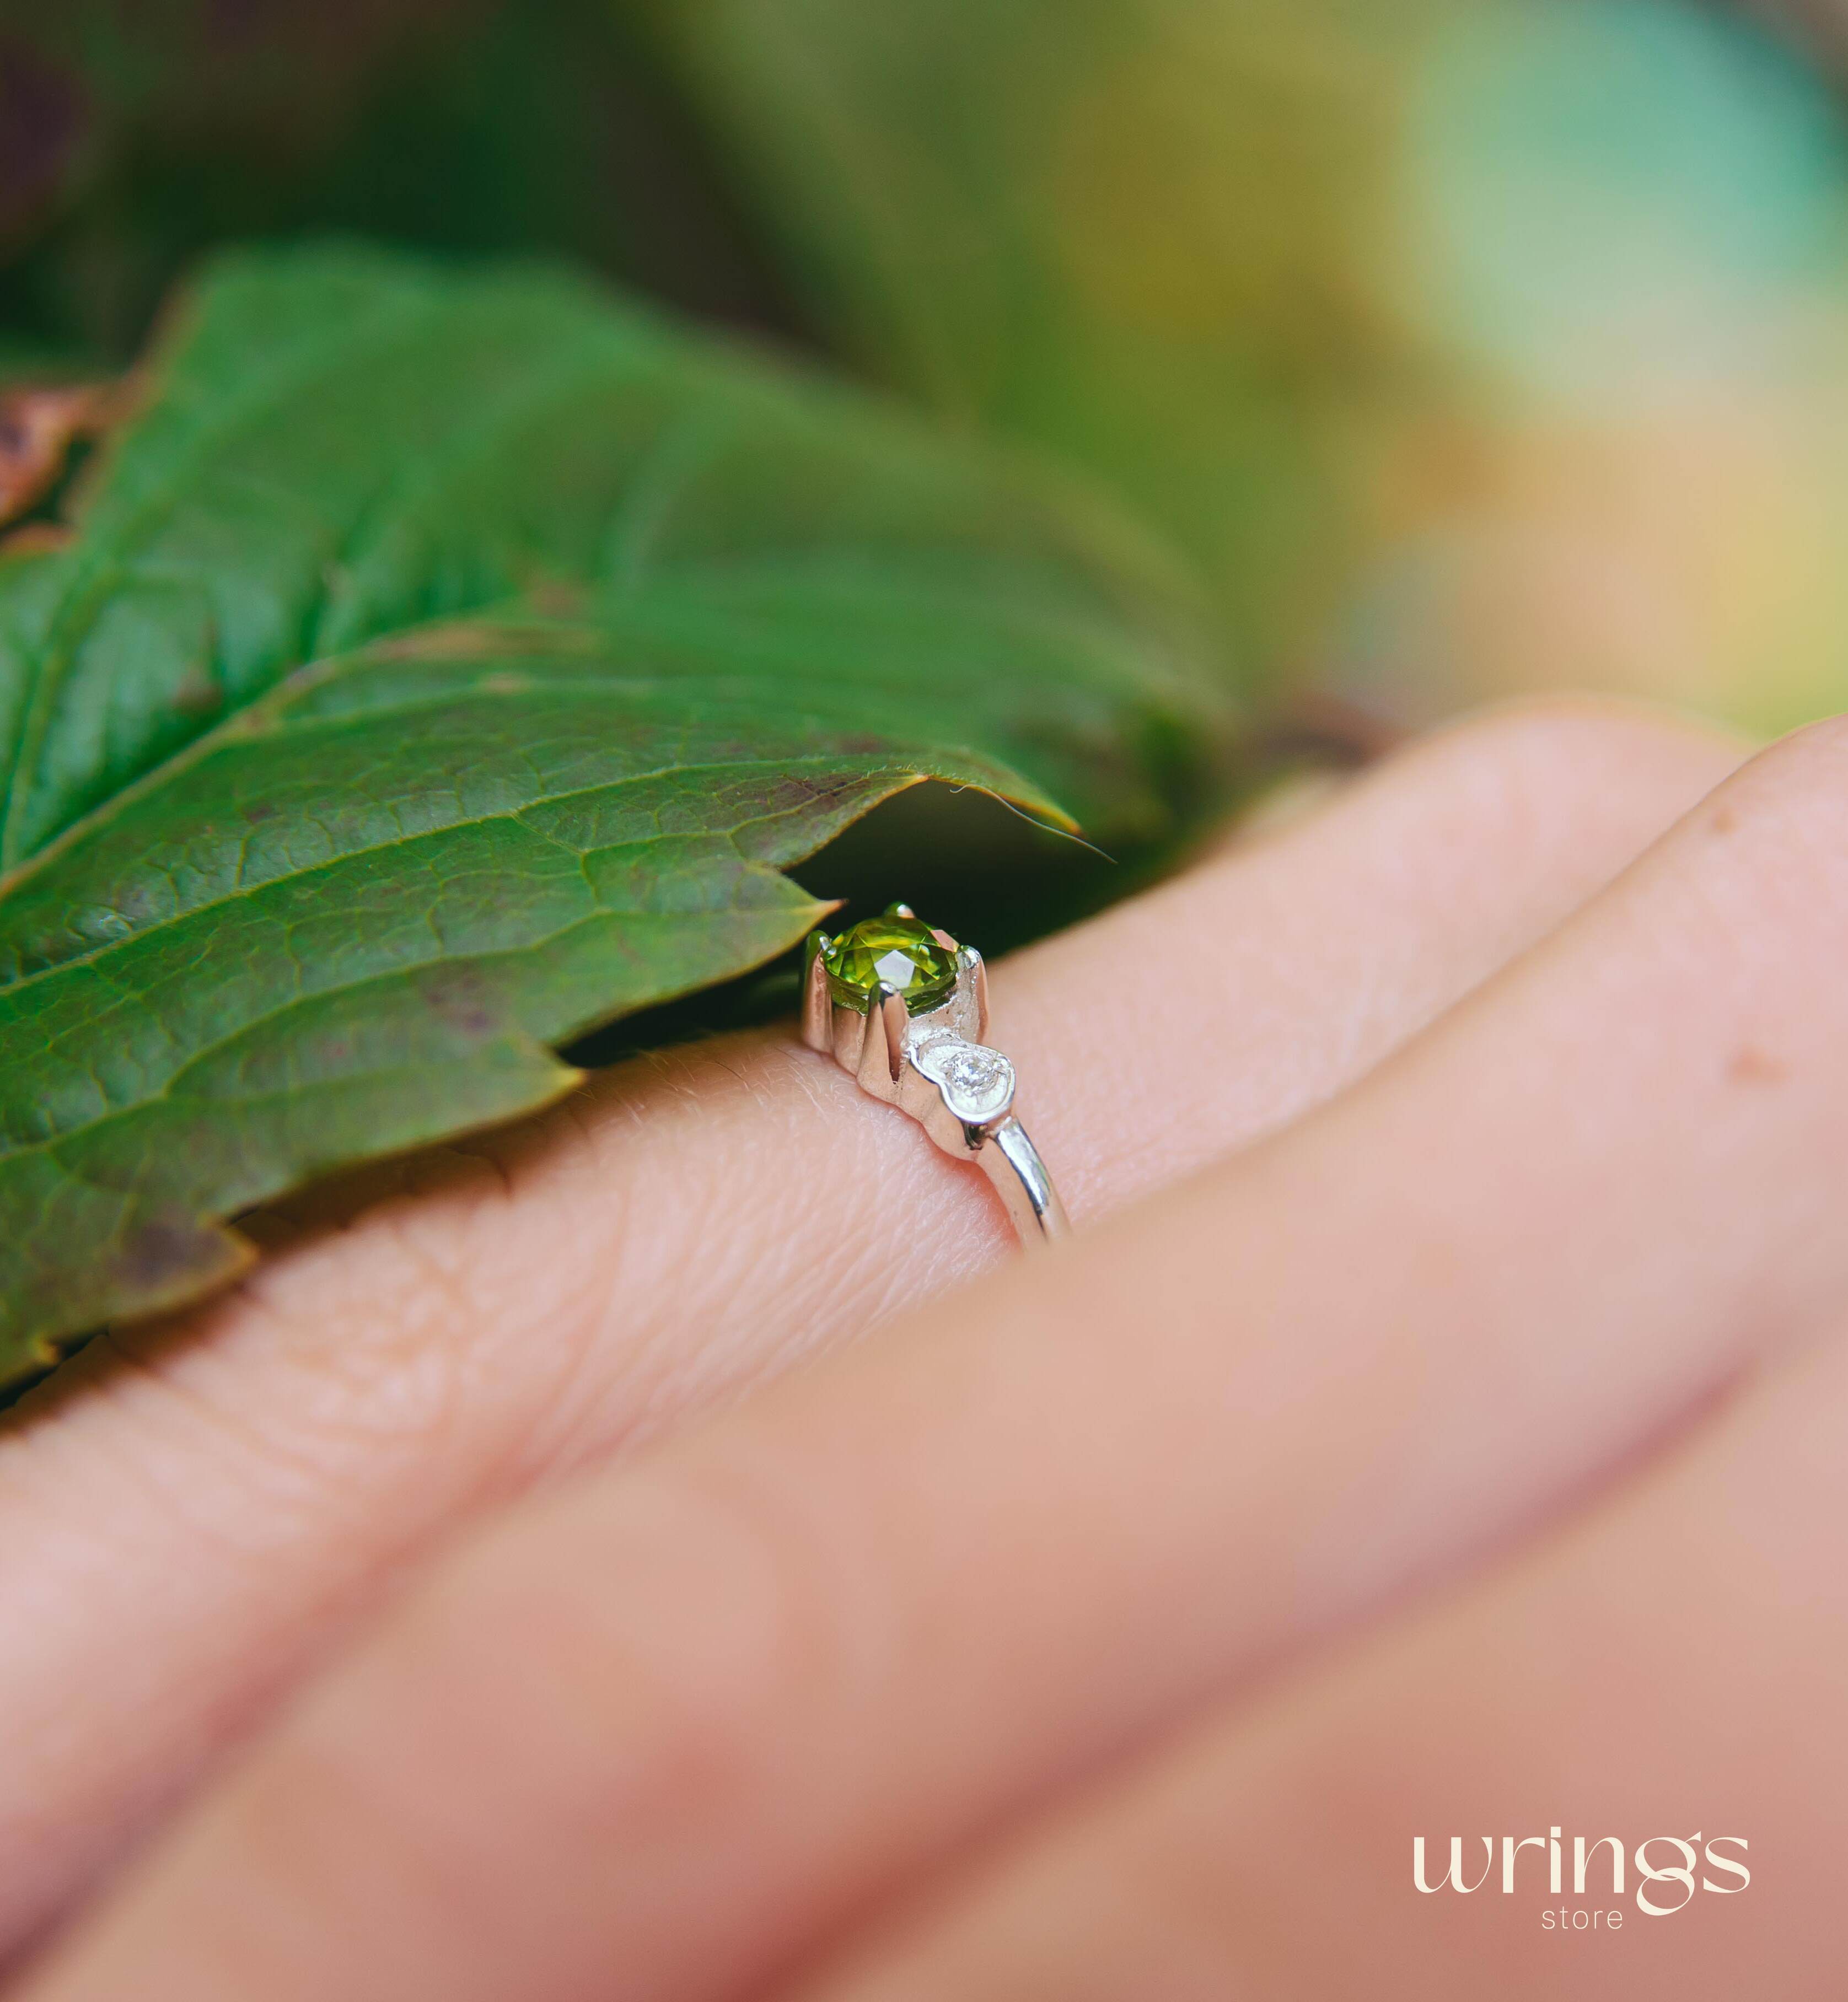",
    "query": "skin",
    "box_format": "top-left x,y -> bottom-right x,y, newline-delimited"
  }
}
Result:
10,696 -> 1828,1998
792,1312 -> 1846,2000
